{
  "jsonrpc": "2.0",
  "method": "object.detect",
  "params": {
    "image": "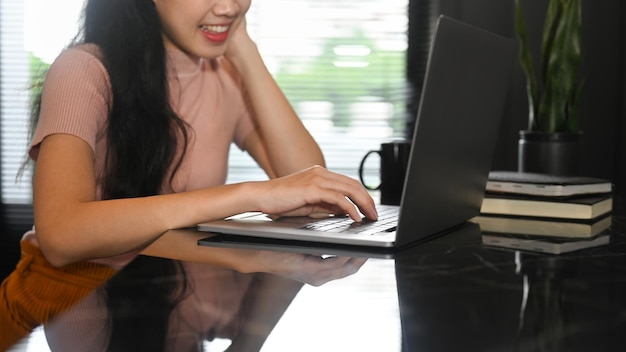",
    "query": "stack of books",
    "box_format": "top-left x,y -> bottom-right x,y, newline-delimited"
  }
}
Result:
472,171 -> 614,254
